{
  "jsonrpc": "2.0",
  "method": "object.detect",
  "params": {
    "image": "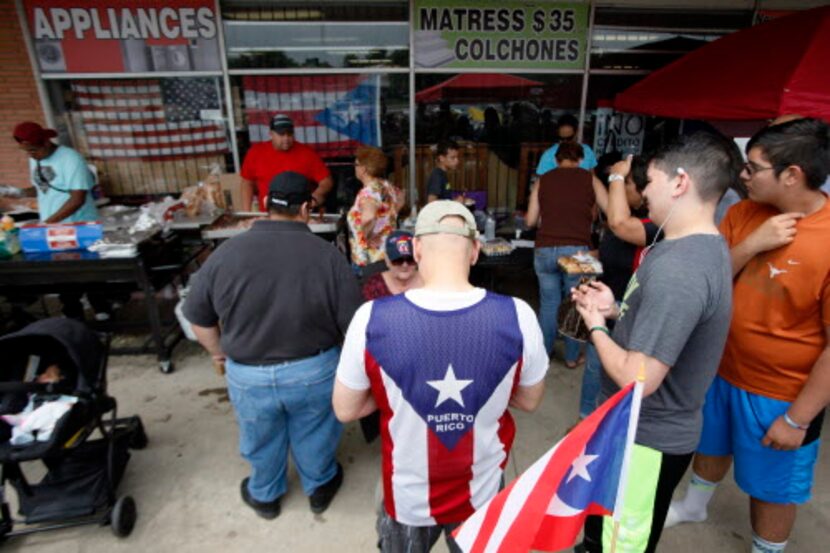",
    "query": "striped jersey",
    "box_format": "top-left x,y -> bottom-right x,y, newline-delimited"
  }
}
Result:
337,288 -> 547,526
